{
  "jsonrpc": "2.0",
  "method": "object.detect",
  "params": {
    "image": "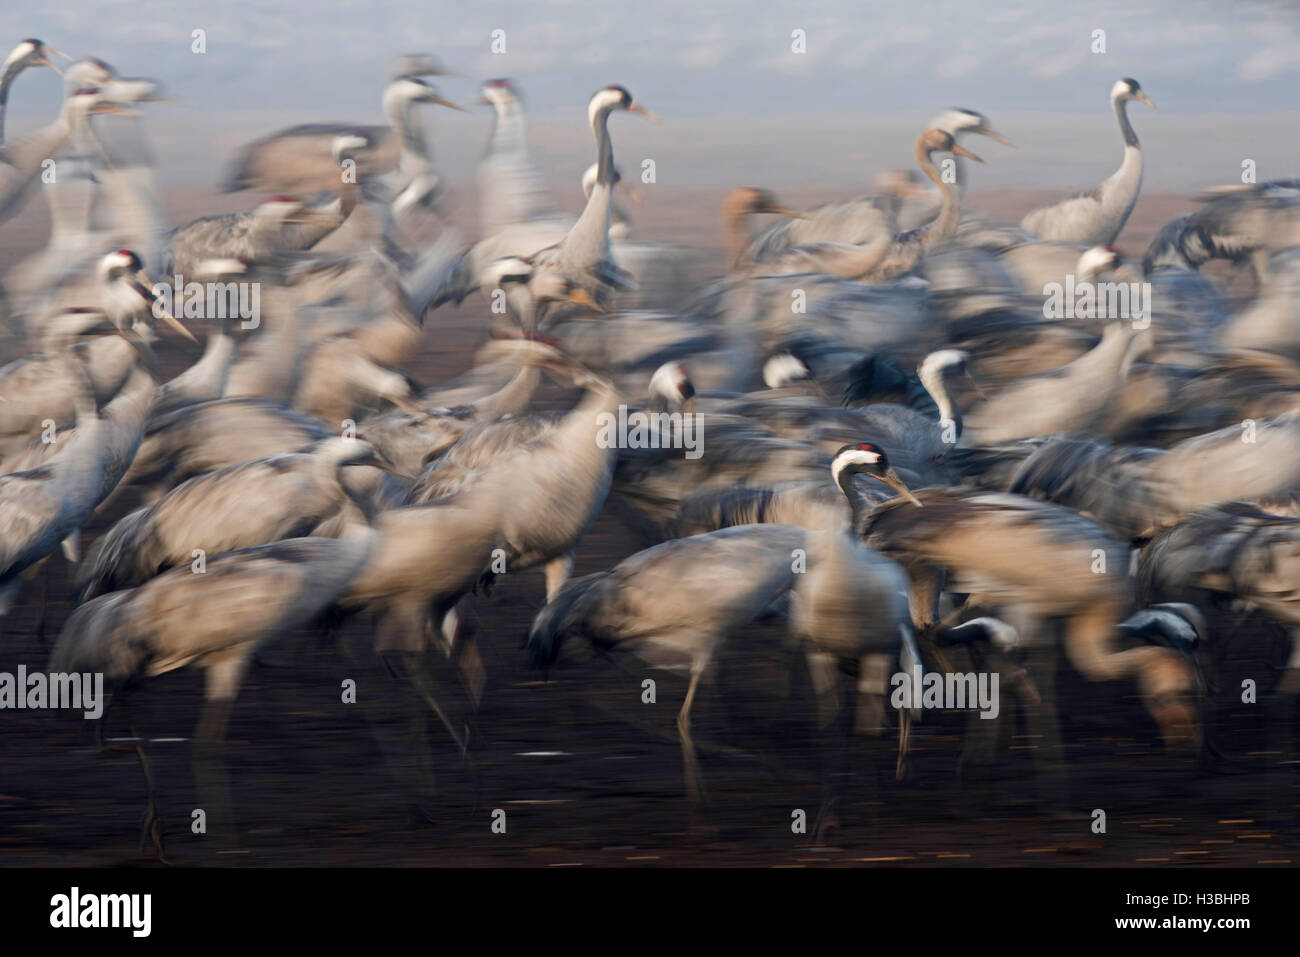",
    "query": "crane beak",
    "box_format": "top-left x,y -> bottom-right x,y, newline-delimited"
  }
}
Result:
951,144 -> 984,163
763,203 -> 806,219
38,58 -> 64,77
629,103 -> 661,124
94,102 -> 141,118
1135,92 -> 1157,110
879,469 -> 923,508
159,311 -> 199,343
138,274 -> 198,343
975,126 -> 1014,147
428,94 -> 466,112
46,47 -> 73,61
567,288 -> 607,312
